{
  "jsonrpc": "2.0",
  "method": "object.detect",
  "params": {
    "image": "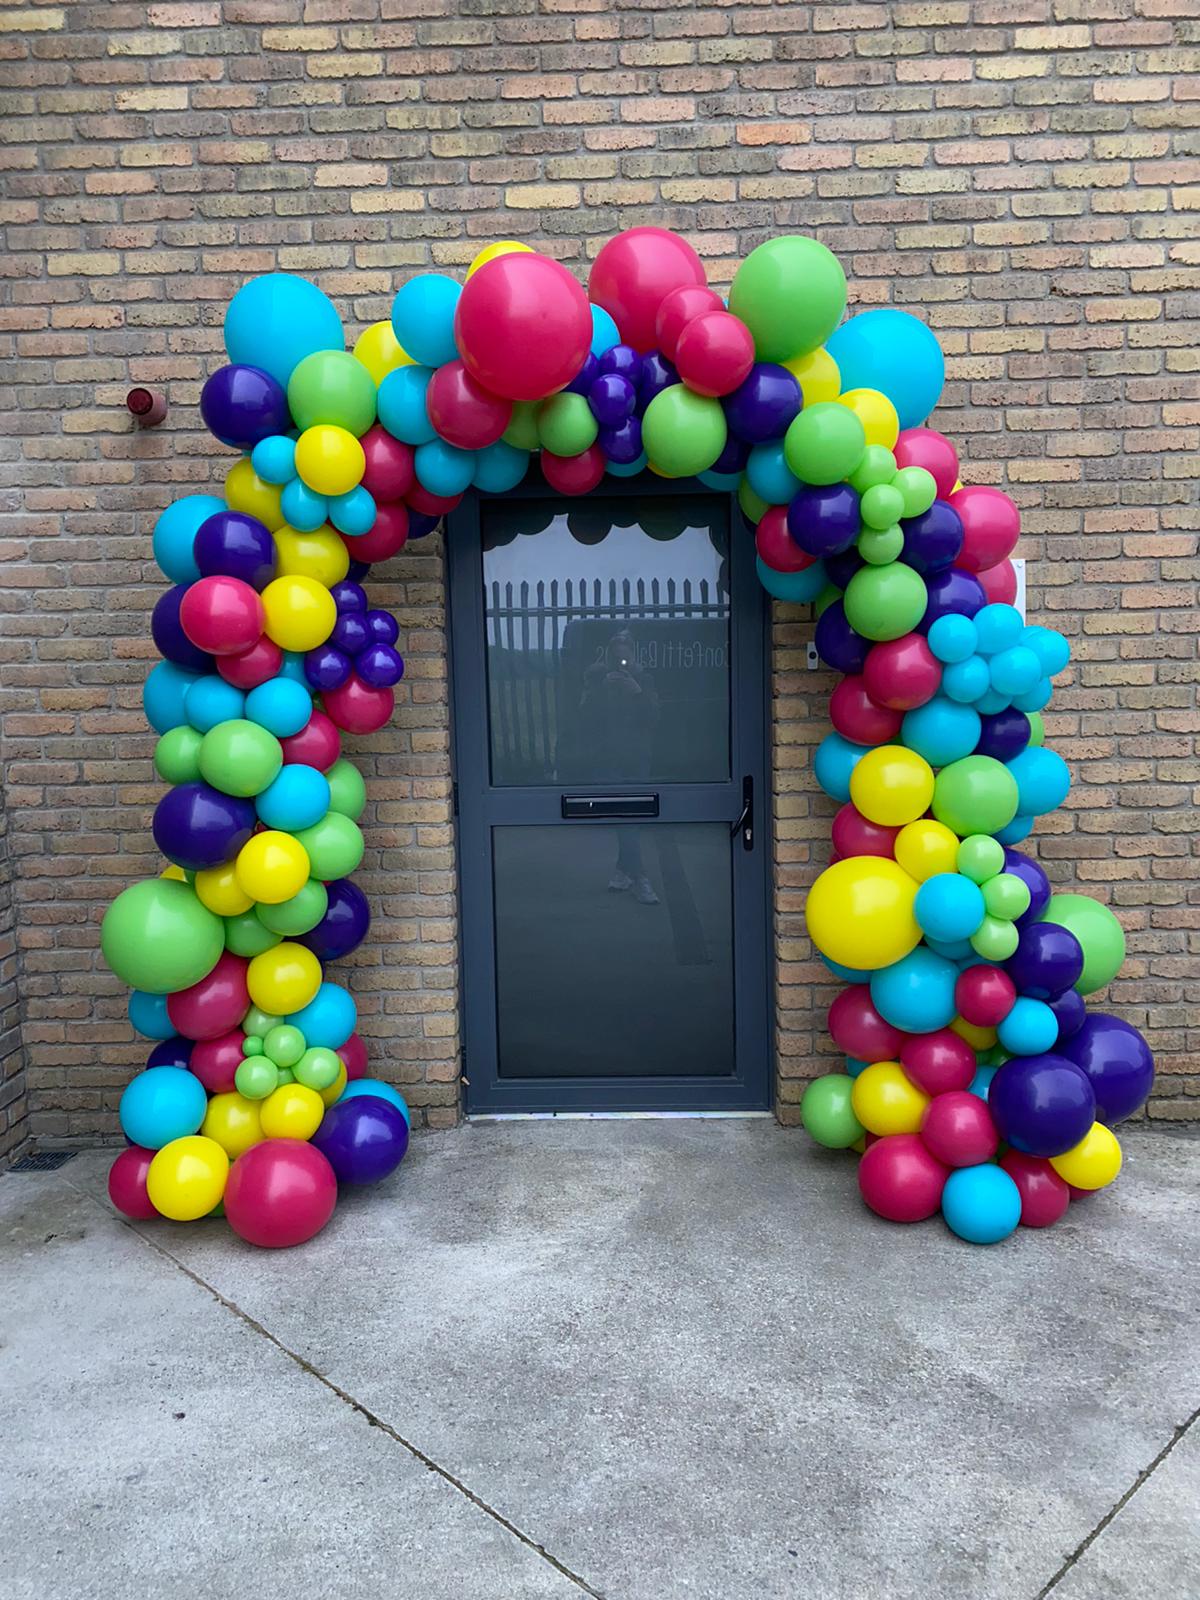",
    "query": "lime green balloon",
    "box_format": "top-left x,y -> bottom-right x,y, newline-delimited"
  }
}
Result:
100,879 -> 224,994
537,393 -> 598,456
223,909 -> 282,958
255,879 -> 327,936
1027,712 -> 1045,747
198,719 -> 282,798
983,872 -> 1031,921
801,1074 -> 864,1150
294,1045 -> 342,1092
263,1023 -> 306,1069
814,582 -> 843,618
860,483 -> 904,531
235,1057 -> 278,1100
1043,893 -> 1126,994
895,465 -> 937,519
287,349 -> 376,436
737,478 -> 769,526
970,914 -> 1019,962
843,562 -> 927,642
932,756 -> 1019,838
154,725 -> 203,785
728,236 -> 846,362
326,757 -> 366,820
783,402 -> 865,486
276,1067 -> 294,1086
503,400 -> 539,450
858,526 -> 903,566
848,445 -> 897,493
241,1035 -> 265,1057
242,1006 -> 281,1039
641,386 -> 727,478
957,834 -> 1006,884
292,812 -> 364,879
